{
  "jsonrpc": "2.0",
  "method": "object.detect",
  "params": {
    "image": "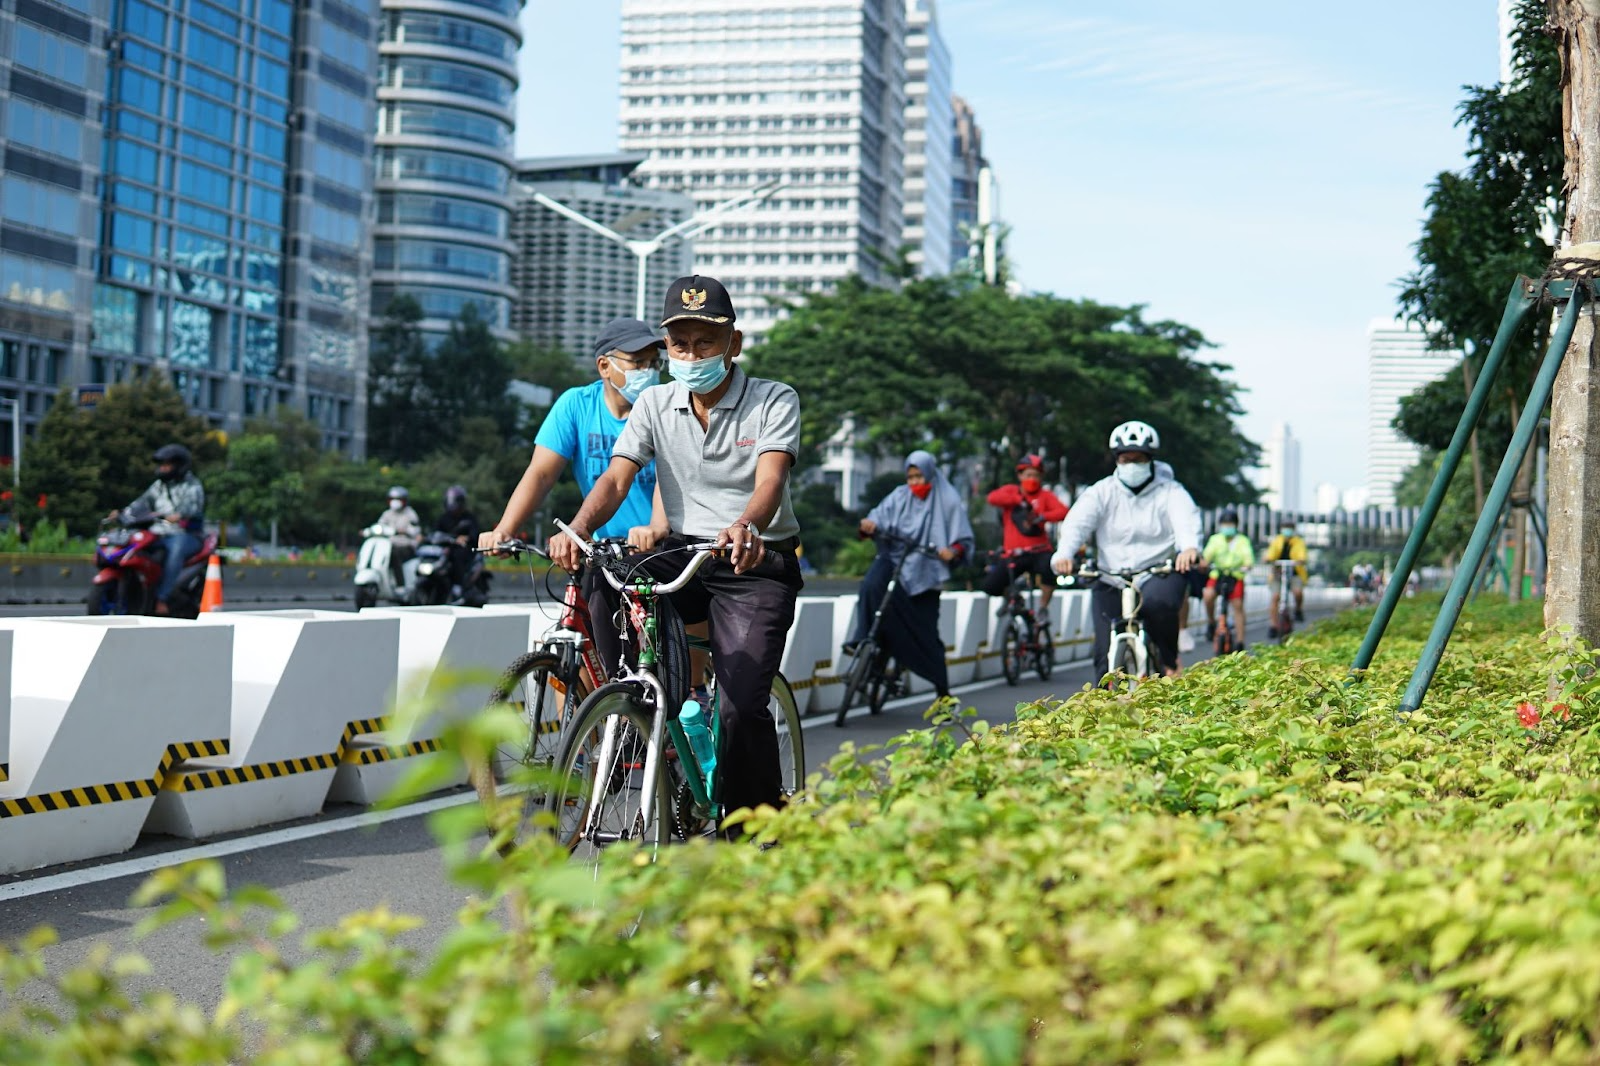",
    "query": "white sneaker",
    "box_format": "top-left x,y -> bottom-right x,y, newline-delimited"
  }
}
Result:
1178,628 -> 1196,653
